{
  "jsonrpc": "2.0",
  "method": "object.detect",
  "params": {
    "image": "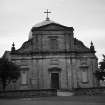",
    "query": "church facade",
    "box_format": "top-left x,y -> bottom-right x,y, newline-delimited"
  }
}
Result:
3,18 -> 98,90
